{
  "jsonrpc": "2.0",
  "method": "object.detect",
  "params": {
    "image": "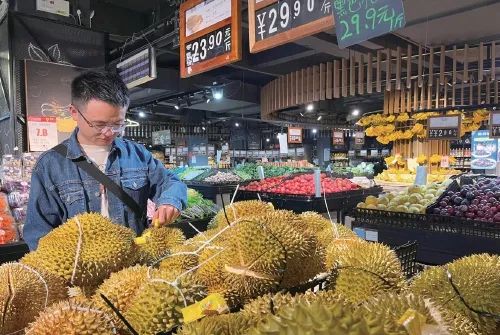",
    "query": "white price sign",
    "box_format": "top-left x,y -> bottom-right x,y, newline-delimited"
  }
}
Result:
28,116 -> 58,152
